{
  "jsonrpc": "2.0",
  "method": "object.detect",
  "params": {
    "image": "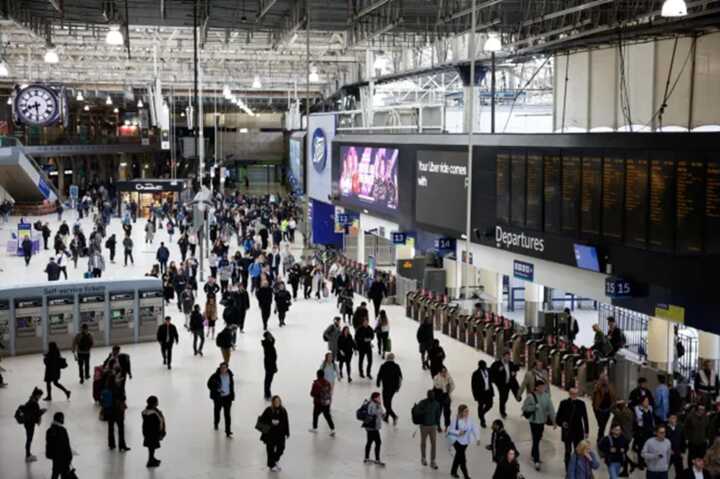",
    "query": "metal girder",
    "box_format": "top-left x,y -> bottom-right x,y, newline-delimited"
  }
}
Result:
511,19 -> 593,47
520,0 -> 615,27
48,0 -> 63,15
348,0 -> 396,24
440,0 -> 503,23
256,0 -> 279,22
